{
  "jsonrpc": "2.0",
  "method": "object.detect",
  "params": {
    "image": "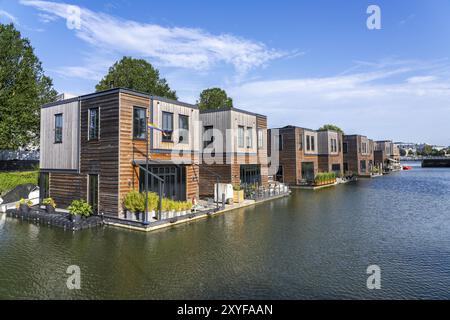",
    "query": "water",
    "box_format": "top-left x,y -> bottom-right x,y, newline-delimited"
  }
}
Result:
1,163 -> 450,299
